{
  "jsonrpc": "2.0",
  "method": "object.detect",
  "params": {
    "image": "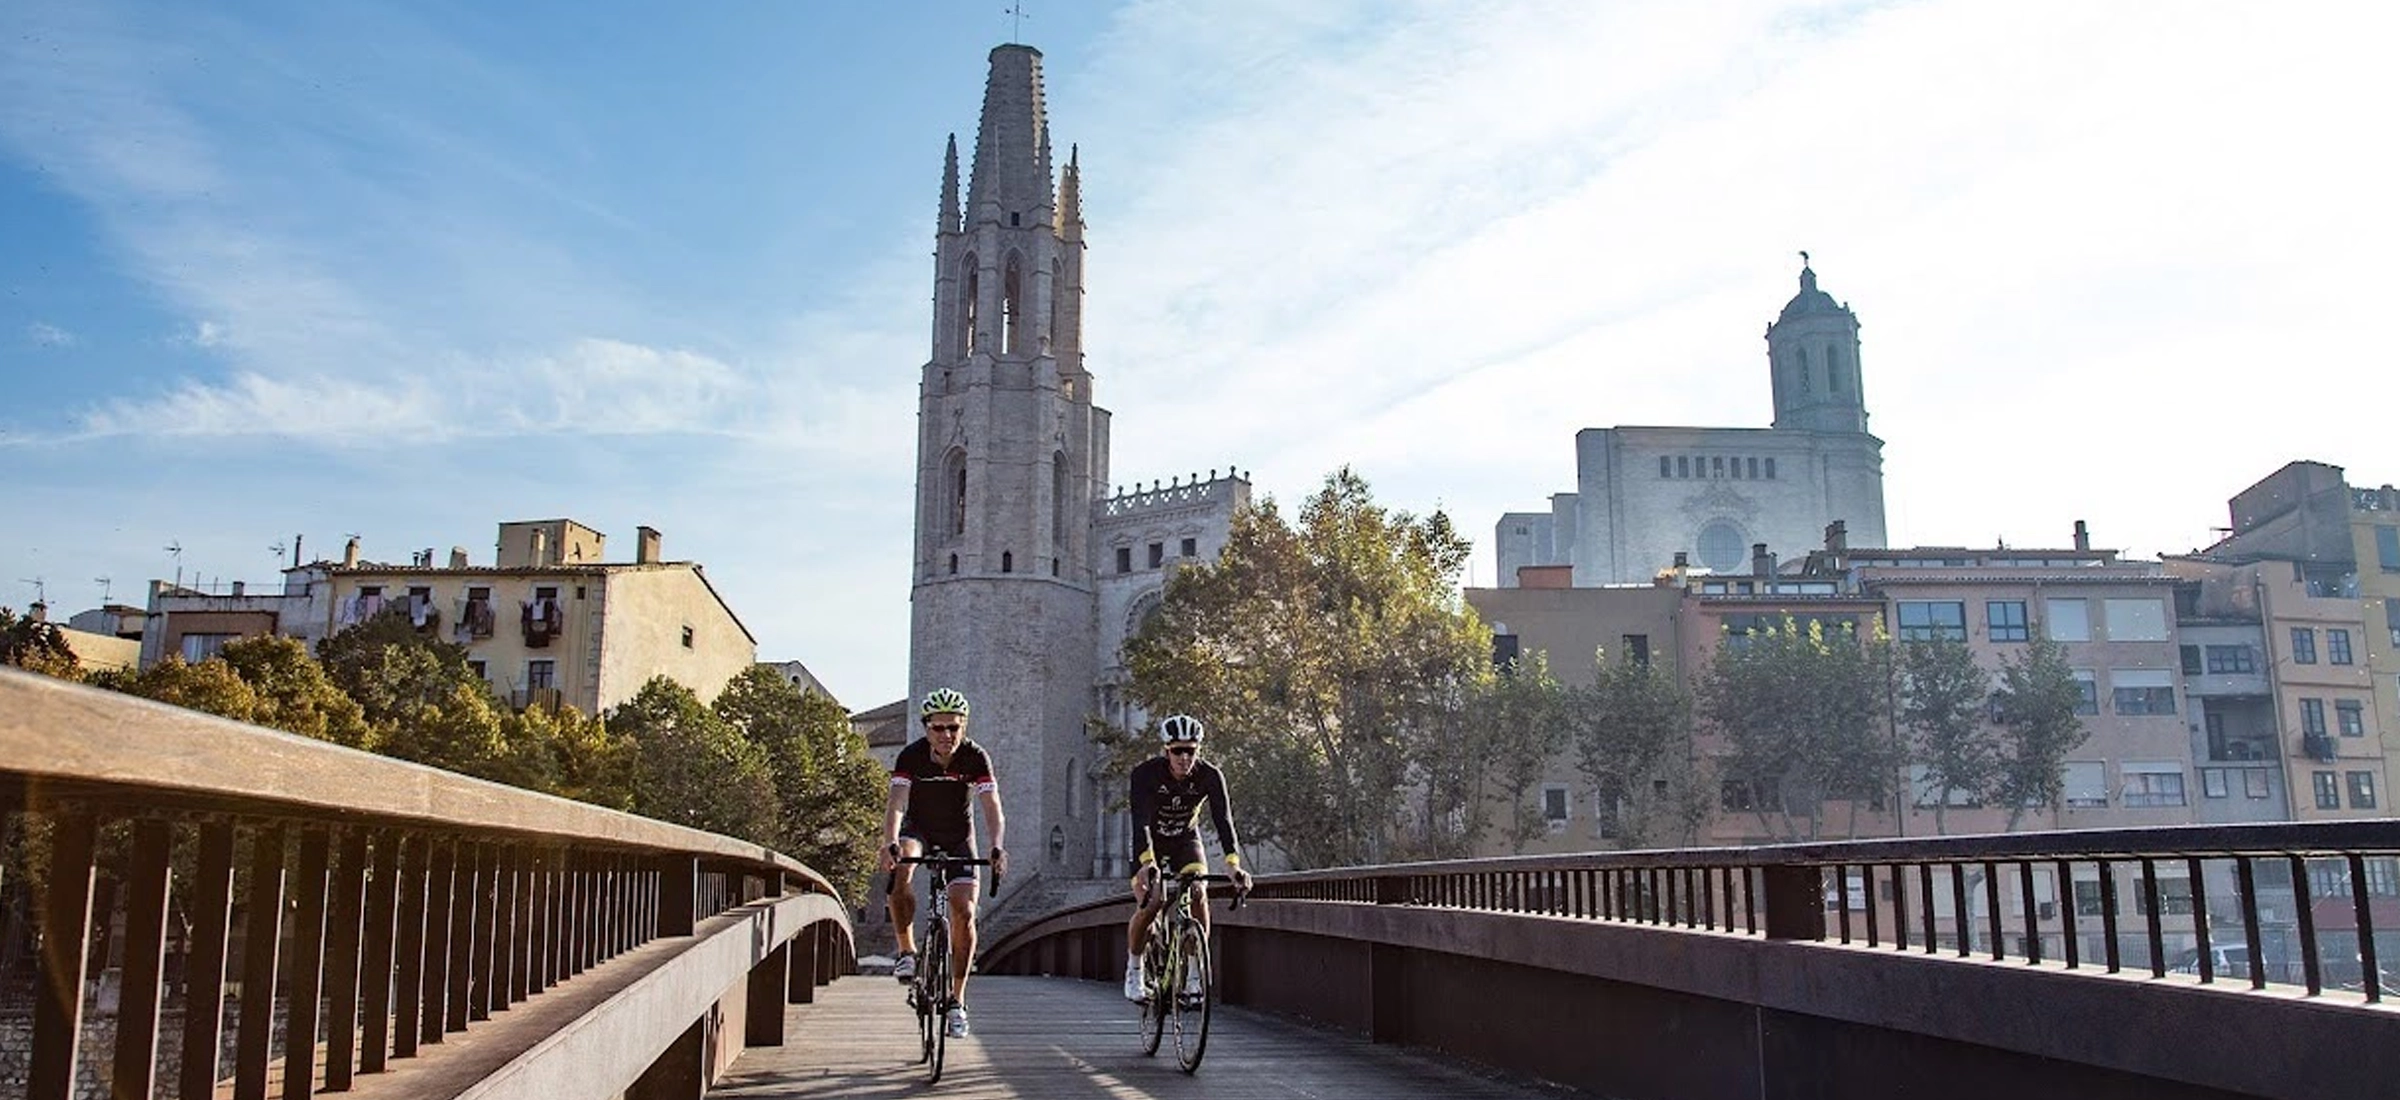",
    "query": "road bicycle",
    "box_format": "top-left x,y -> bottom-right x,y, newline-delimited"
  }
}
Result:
893,849 -> 993,1084
1136,865 -> 1243,1073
